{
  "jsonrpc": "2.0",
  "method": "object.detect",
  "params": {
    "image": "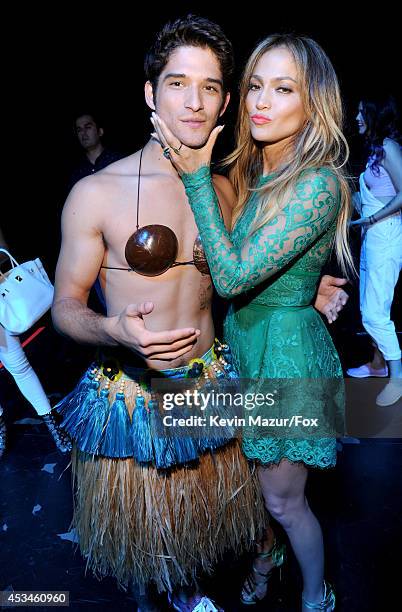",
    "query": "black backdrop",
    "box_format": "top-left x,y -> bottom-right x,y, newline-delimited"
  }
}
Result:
3,2 -> 401,315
